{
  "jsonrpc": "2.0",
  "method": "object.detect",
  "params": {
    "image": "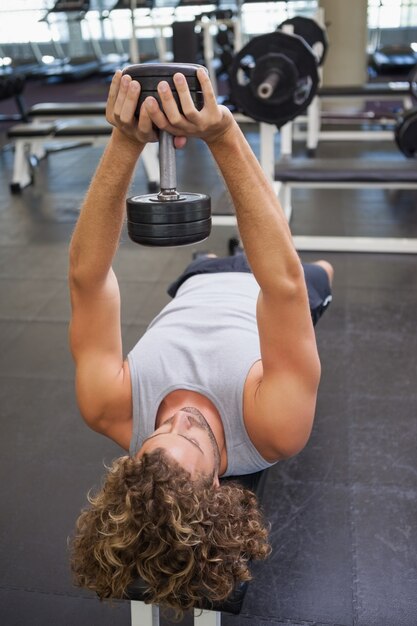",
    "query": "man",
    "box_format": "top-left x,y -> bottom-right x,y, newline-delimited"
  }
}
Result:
69,69 -> 333,614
